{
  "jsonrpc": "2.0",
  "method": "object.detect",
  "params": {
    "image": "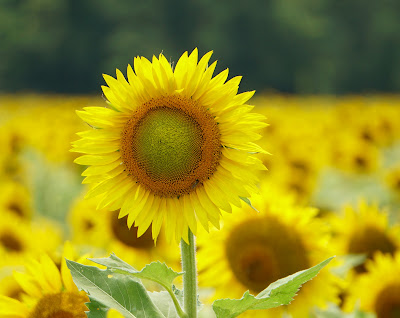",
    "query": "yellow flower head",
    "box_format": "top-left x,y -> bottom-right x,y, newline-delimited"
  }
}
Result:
345,251 -> 400,317
72,48 -> 267,243
68,195 -> 180,270
0,213 -> 62,265
331,134 -> 380,174
329,201 -> 400,274
0,242 -> 90,318
197,185 -> 339,317
0,269 -> 22,300
0,180 -> 32,220
384,165 -> 400,198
